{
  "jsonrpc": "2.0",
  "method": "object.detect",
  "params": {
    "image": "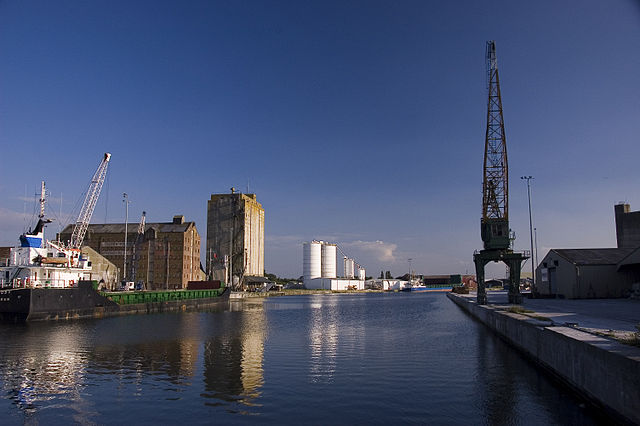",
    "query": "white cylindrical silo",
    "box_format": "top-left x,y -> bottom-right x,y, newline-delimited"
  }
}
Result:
321,243 -> 337,278
303,241 -> 322,281
345,258 -> 355,278
358,267 -> 366,280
